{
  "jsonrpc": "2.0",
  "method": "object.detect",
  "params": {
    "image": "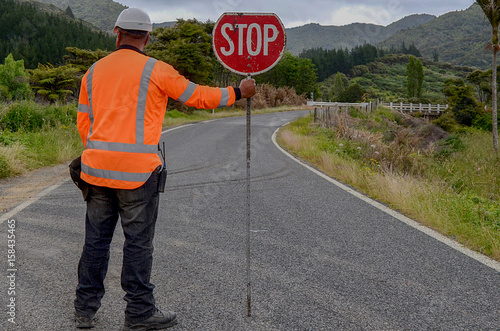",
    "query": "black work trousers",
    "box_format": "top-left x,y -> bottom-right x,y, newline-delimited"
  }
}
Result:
74,167 -> 160,323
